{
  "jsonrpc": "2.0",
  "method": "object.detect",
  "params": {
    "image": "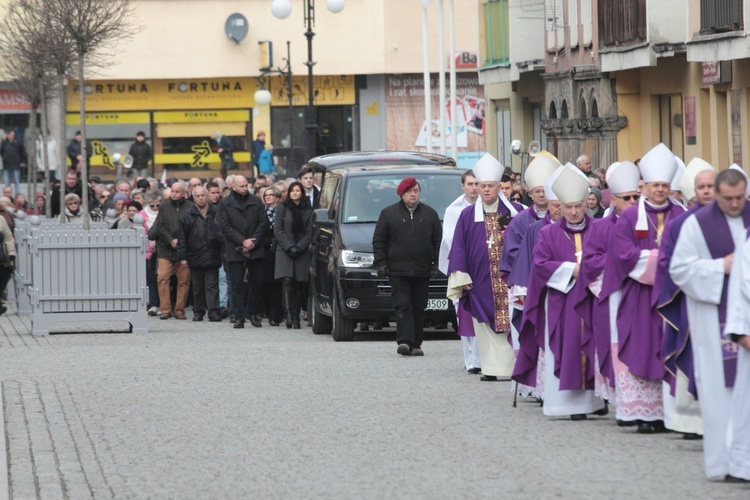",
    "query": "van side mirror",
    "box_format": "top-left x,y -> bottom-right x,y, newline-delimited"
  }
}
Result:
313,208 -> 332,225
